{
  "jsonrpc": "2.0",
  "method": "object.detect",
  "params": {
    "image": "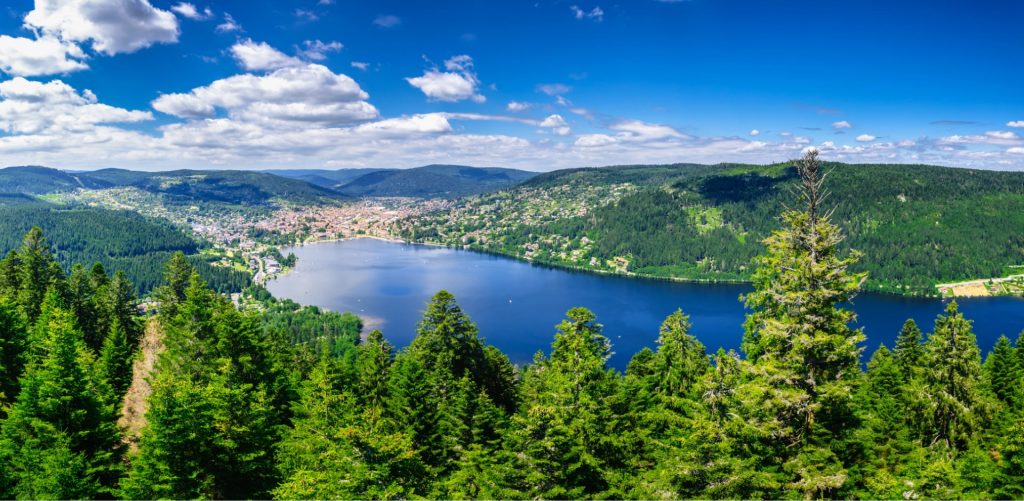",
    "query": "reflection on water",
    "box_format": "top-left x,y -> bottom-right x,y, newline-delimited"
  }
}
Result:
268,238 -> 1024,369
